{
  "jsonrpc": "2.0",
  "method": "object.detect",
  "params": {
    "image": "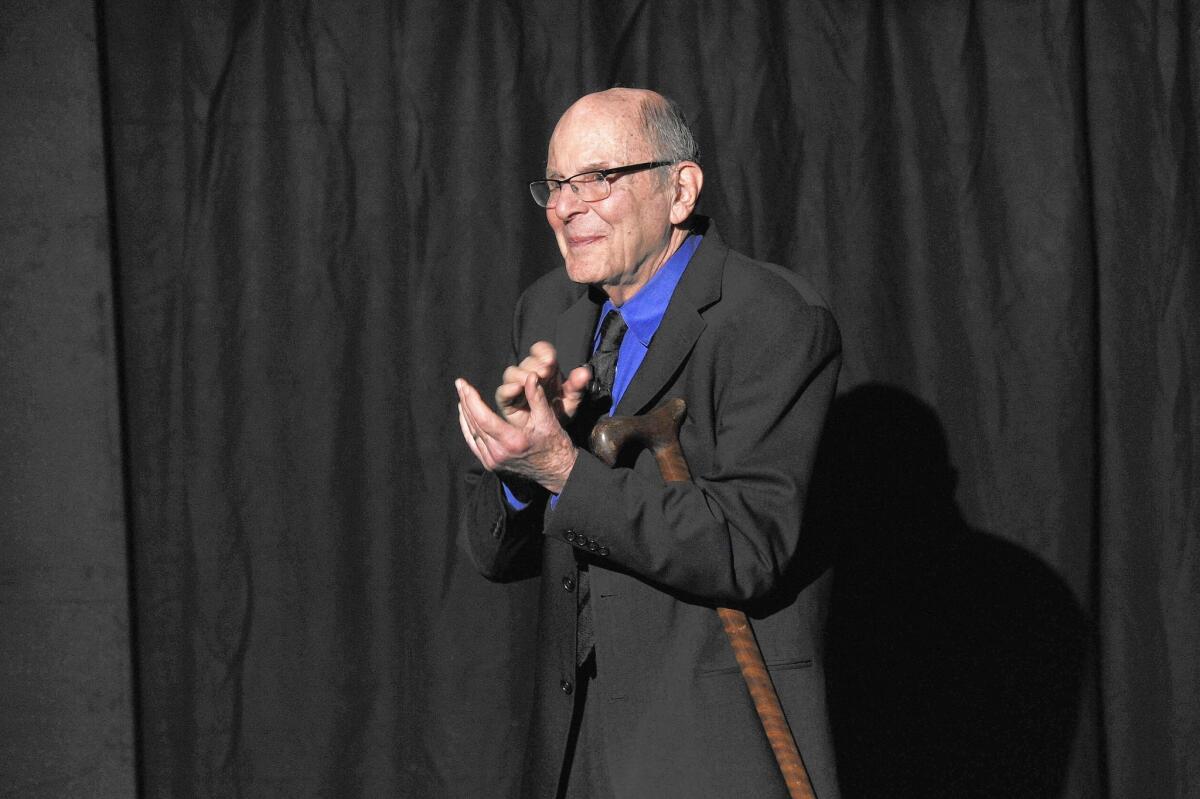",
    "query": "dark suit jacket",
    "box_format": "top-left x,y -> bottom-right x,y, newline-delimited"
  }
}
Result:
466,218 -> 842,798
